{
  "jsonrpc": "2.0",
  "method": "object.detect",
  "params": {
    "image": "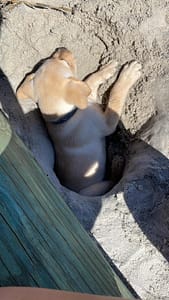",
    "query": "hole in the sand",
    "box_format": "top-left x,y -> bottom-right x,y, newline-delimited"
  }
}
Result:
106,123 -> 131,188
